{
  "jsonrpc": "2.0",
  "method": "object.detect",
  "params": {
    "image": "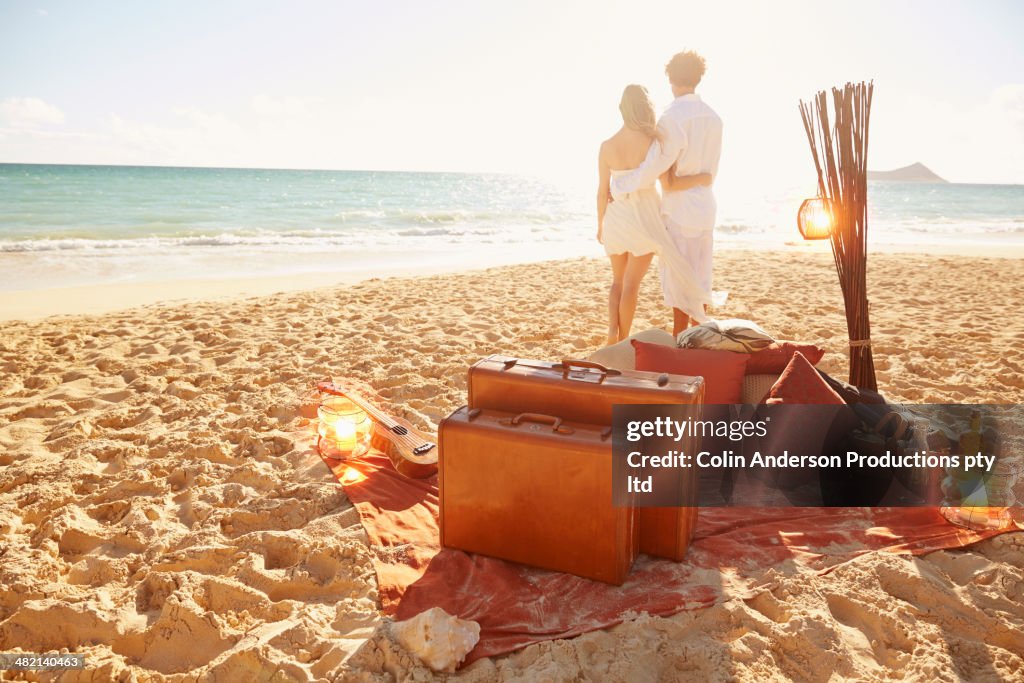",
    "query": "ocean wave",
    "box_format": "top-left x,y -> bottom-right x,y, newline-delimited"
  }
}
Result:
0,233 -> 380,253
877,219 -> 1024,235
329,209 -> 388,222
0,225 -> 571,253
328,208 -> 573,226
413,210 -> 563,225
716,223 -> 767,235
395,226 -> 501,237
